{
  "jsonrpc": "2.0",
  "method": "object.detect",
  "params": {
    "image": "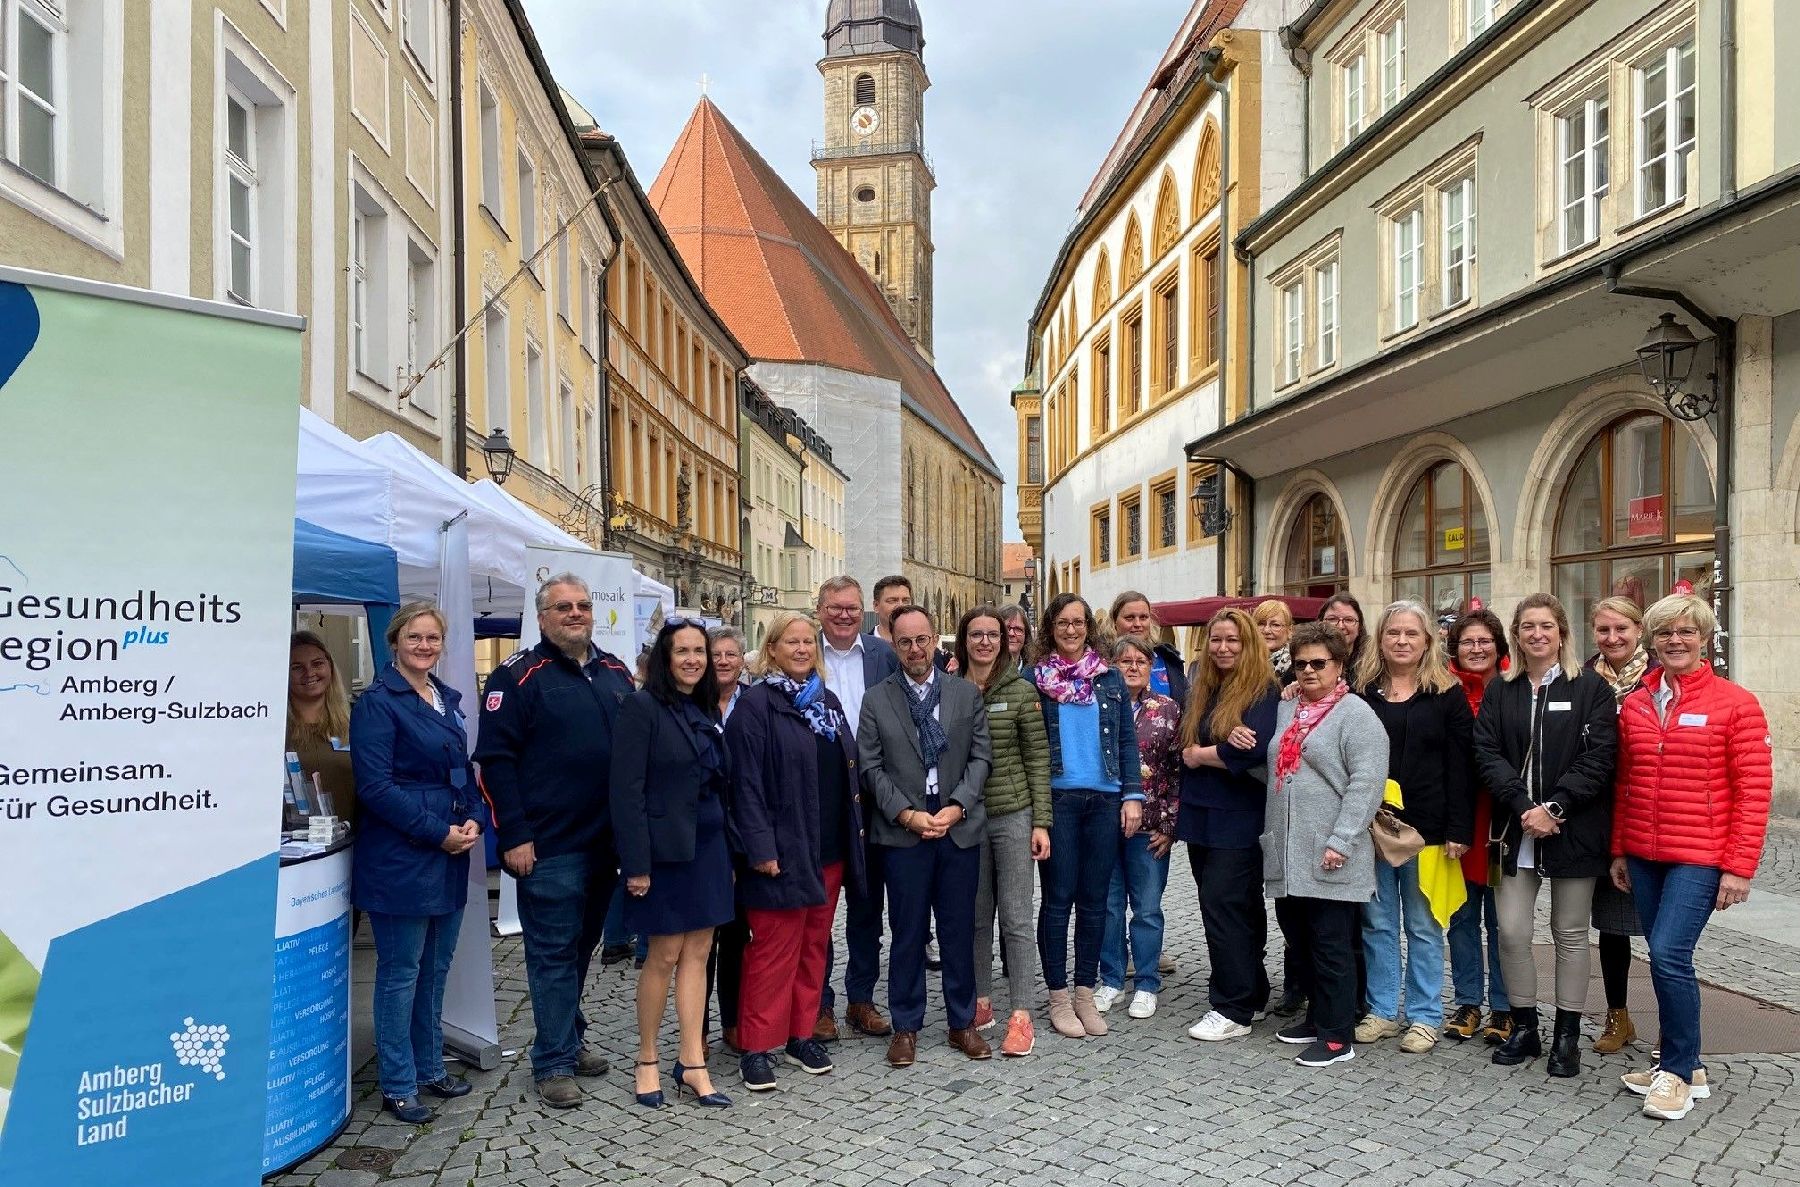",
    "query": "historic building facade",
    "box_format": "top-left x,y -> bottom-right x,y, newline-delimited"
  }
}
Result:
0,1 -> 456,454
650,88 -> 1001,624
1015,1 -> 1303,622
739,377 -> 810,648
570,109 -> 745,614
1189,0 -> 1800,808
814,0 -> 933,359
456,0 -> 611,539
